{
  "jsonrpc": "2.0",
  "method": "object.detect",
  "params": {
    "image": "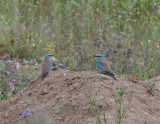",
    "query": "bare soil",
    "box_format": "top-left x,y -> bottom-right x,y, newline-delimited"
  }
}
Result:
0,70 -> 160,124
